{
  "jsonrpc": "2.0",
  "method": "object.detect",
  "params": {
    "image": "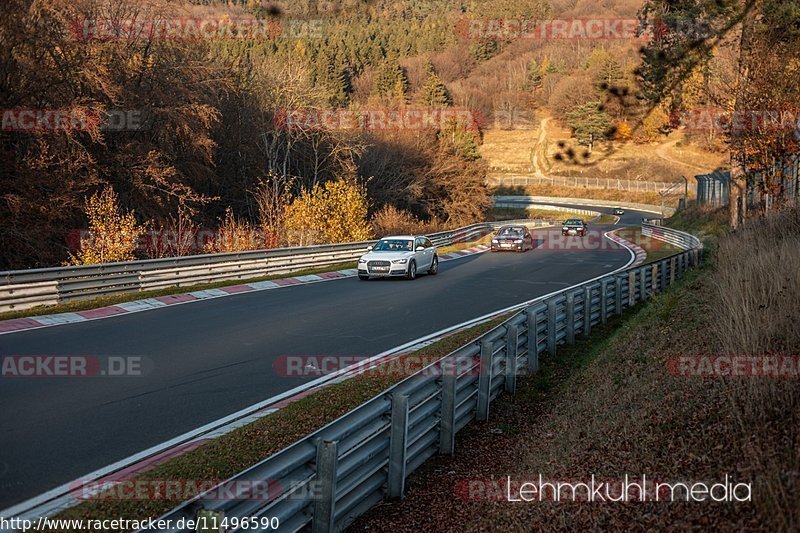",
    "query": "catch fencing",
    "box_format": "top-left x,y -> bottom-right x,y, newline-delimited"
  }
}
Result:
695,155 -> 799,209
139,223 -> 702,533
489,174 -> 697,195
